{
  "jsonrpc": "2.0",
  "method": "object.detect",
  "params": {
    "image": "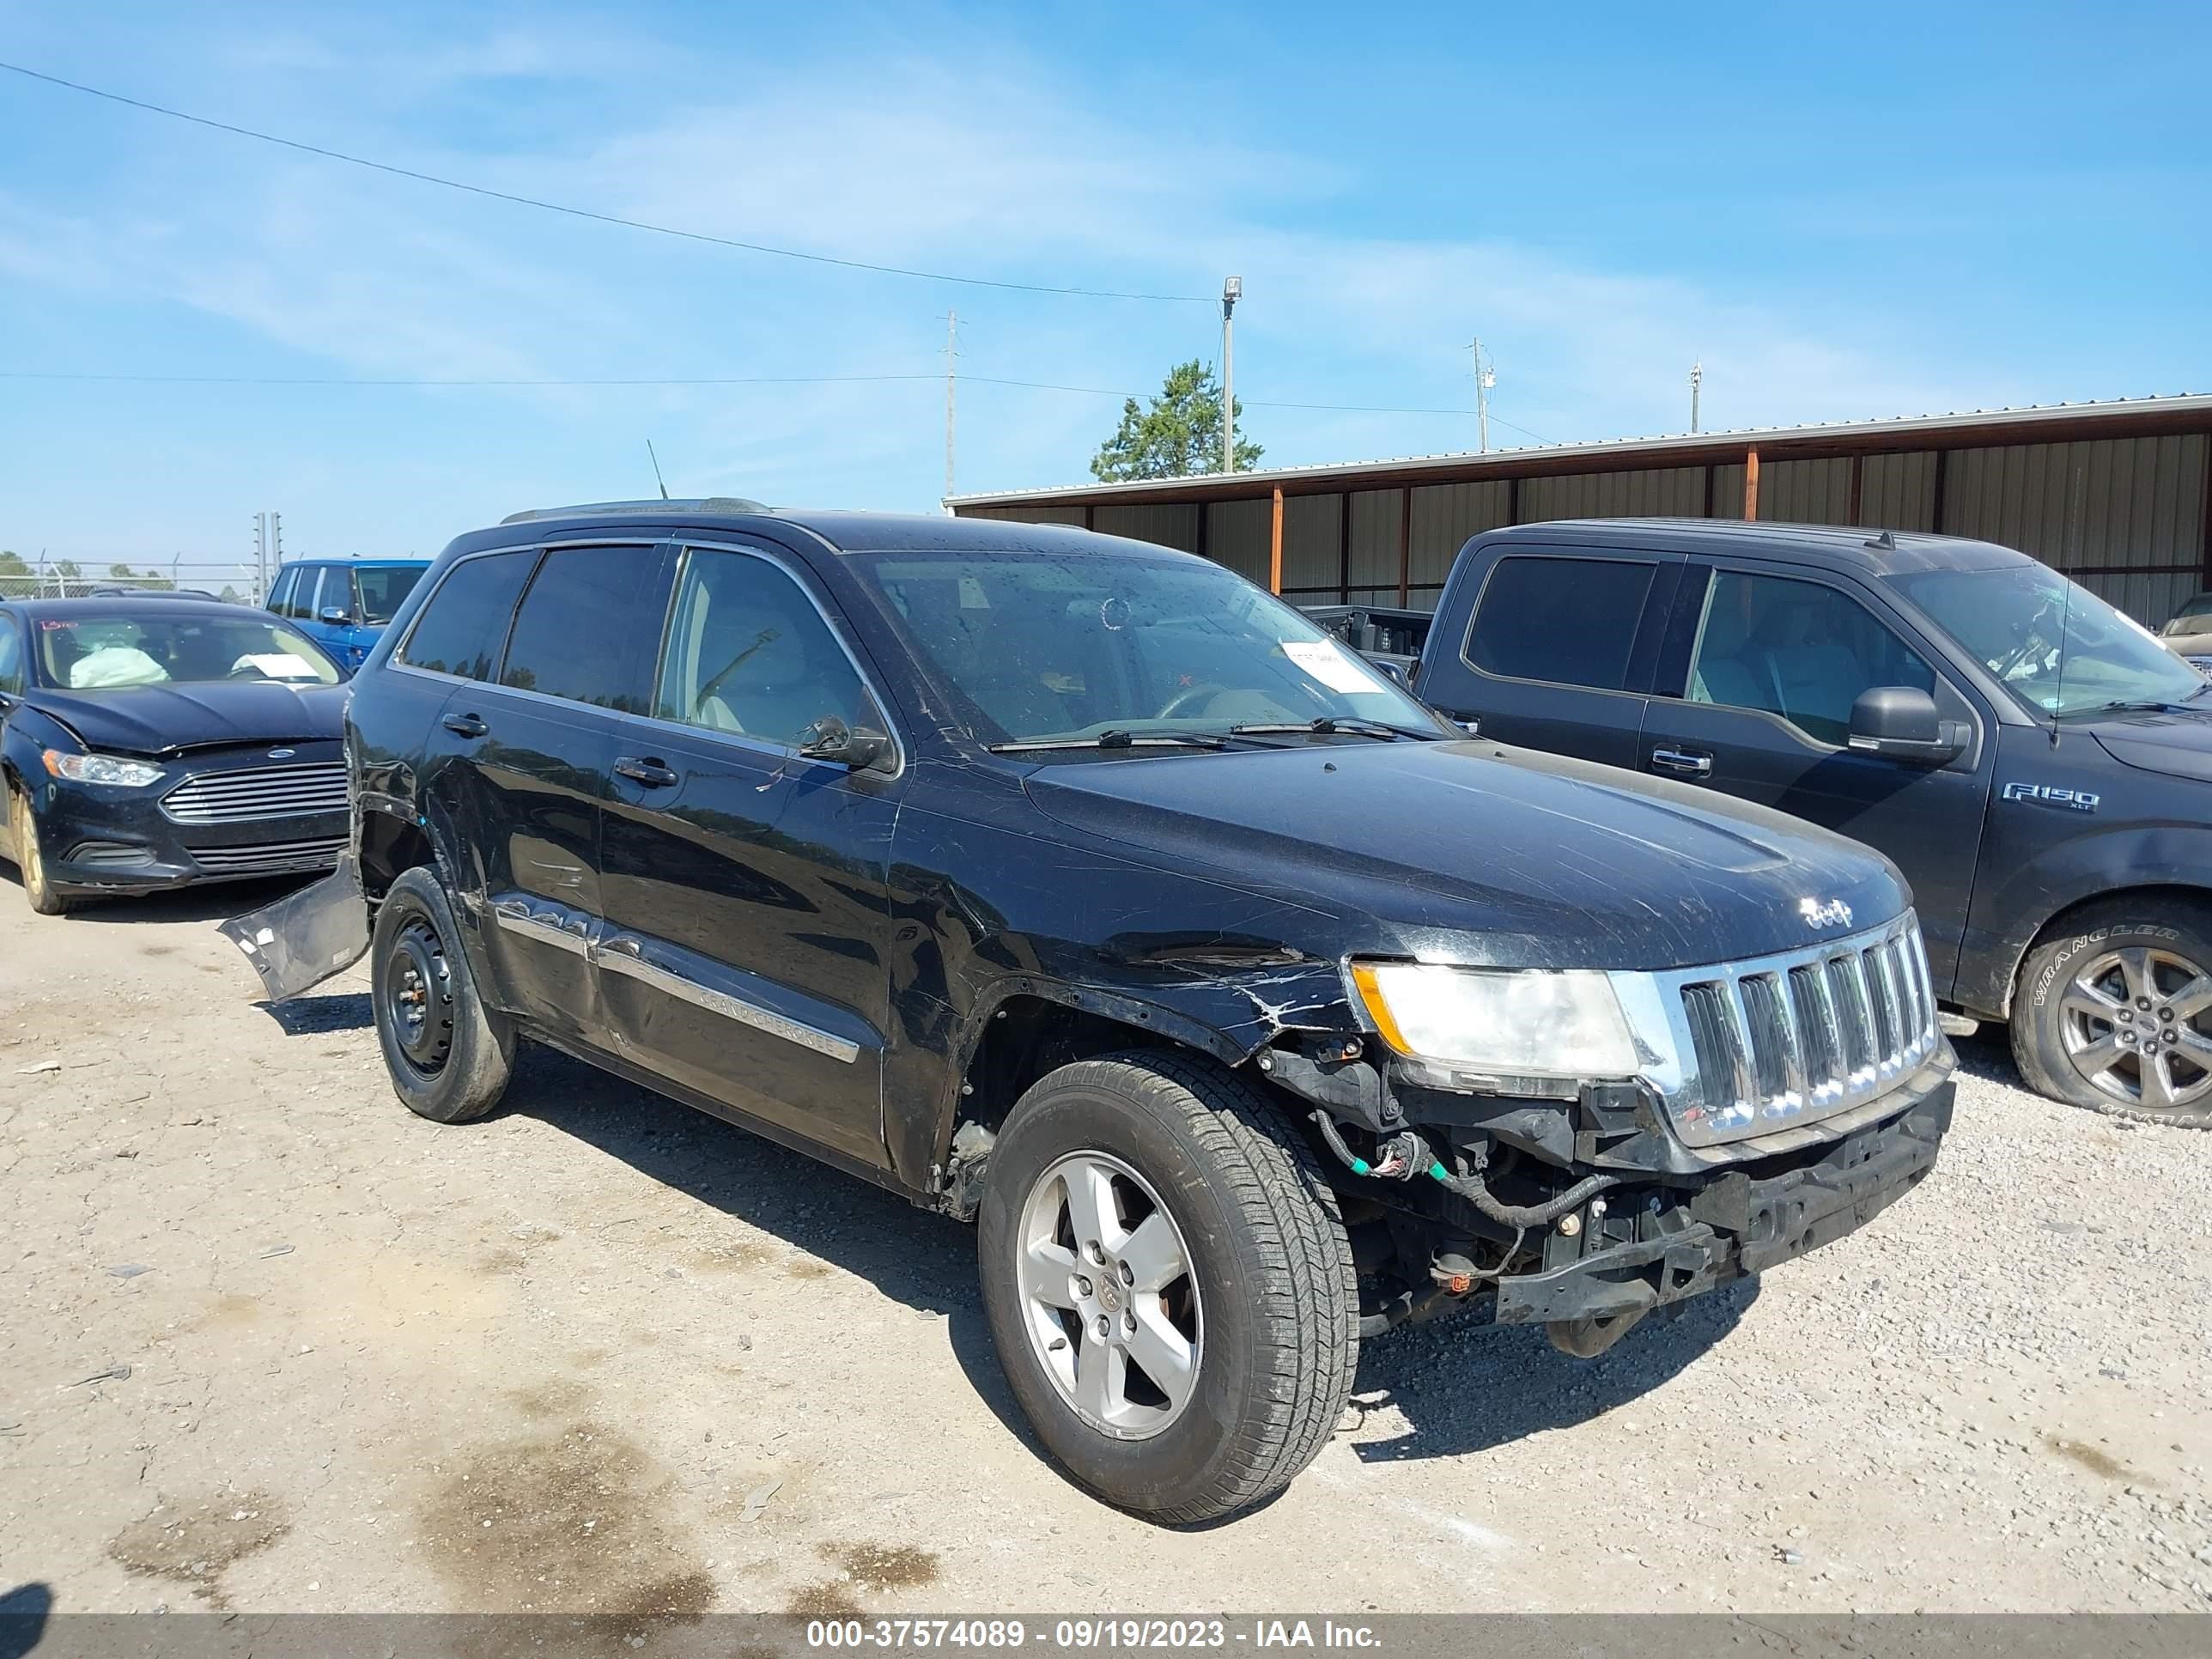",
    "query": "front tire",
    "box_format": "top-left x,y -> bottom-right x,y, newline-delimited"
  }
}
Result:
2012,900 -> 2212,1128
9,785 -> 71,915
977,1051 -> 1358,1523
371,866 -> 514,1123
